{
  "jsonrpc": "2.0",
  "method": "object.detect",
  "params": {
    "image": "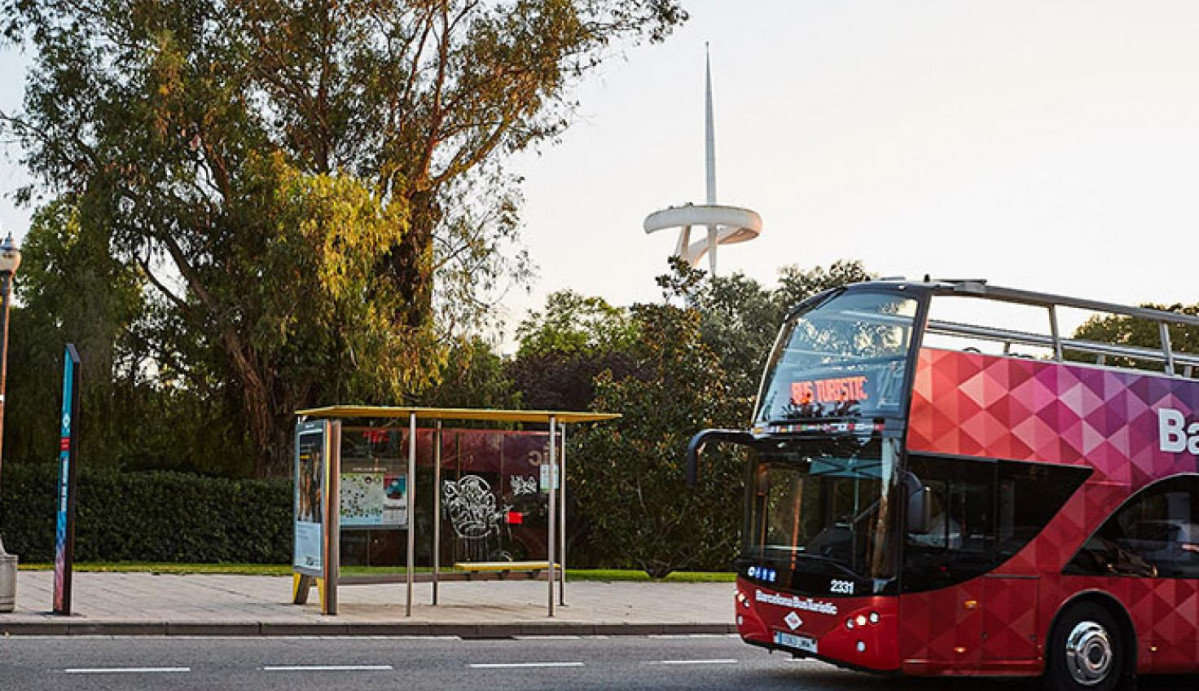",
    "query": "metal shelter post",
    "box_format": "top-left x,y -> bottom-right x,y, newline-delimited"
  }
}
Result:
432,419 -> 442,606
559,424 -> 567,607
323,421 -> 341,615
547,415 -> 557,617
406,411 -> 416,617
